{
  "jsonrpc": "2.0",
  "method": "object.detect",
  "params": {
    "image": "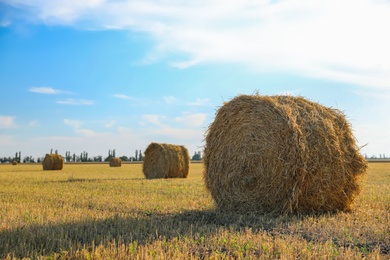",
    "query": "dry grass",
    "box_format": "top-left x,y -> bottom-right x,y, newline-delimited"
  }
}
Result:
204,94 -> 367,214
42,154 -> 64,170
109,157 -> 122,167
0,162 -> 388,259
143,142 -> 190,179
